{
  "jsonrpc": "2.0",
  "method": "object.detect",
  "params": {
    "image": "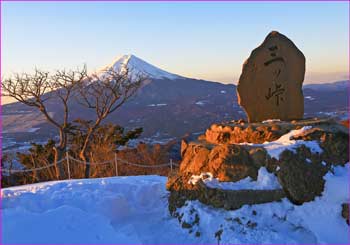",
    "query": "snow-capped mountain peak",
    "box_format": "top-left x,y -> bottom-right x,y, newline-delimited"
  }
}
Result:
100,54 -> 182,80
